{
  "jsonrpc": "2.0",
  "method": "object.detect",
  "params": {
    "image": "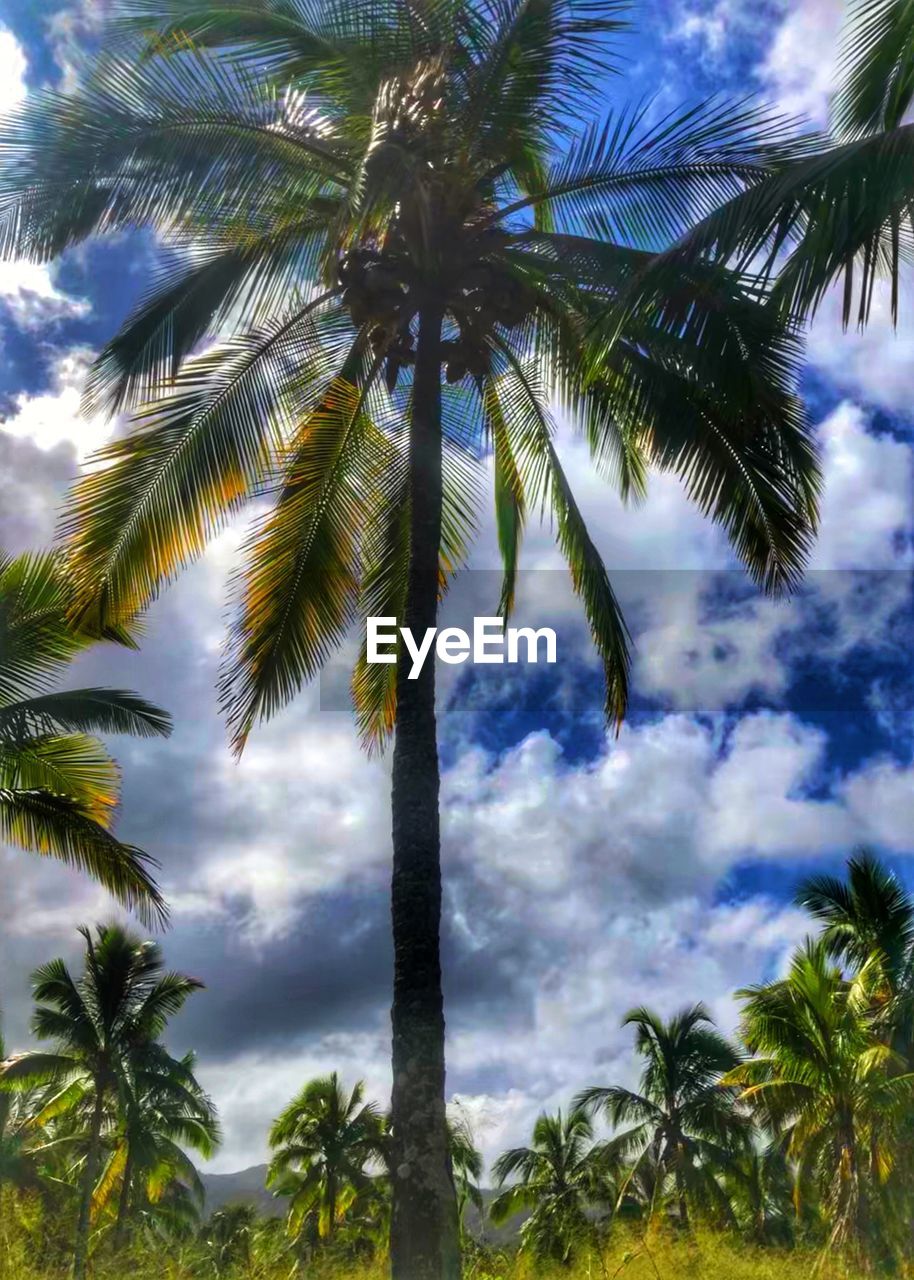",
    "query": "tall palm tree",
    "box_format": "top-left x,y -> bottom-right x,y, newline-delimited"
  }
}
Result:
681,0 -> 914,326
0,4 -> 821,1271
490,1107 -> 608,1264
0,924 -> 203,1280
267,1074 -> 384,1247
0,552 -> 170,924
577,1004 -> 750,1228
727,940 -> 914,1265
